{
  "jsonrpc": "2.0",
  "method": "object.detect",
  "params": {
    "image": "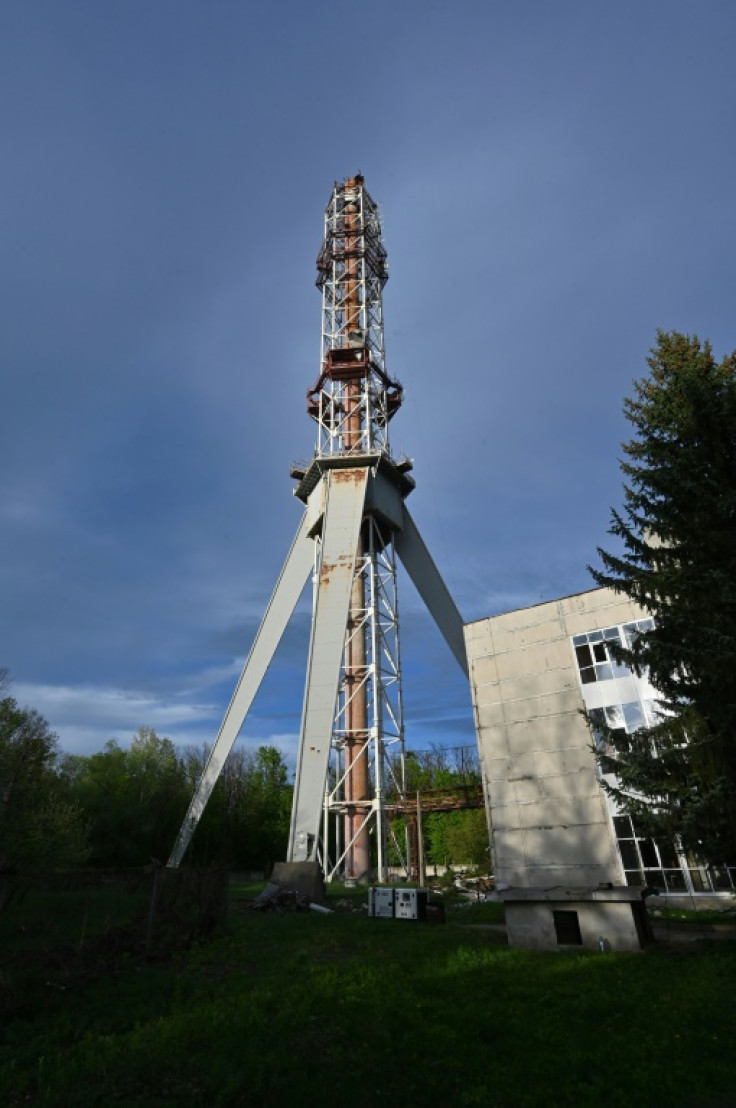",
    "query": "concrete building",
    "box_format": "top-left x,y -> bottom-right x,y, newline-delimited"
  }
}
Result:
463,586 -> 735,949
